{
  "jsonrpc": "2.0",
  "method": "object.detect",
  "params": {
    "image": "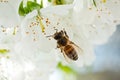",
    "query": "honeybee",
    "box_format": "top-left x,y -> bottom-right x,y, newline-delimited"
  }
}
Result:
47,29 -> 82,61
